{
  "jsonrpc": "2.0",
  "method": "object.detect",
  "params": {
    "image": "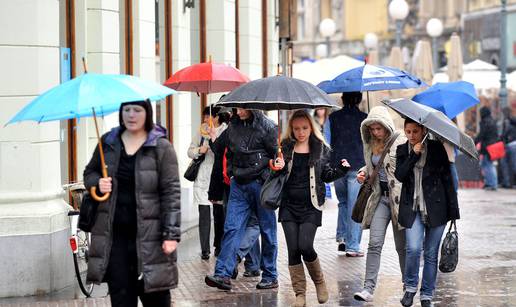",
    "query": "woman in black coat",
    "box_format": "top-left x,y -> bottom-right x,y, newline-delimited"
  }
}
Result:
84,100 -> 181,307
395,118 -> 459,307
272,110 -> 350,306
475,106 -> 499,190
